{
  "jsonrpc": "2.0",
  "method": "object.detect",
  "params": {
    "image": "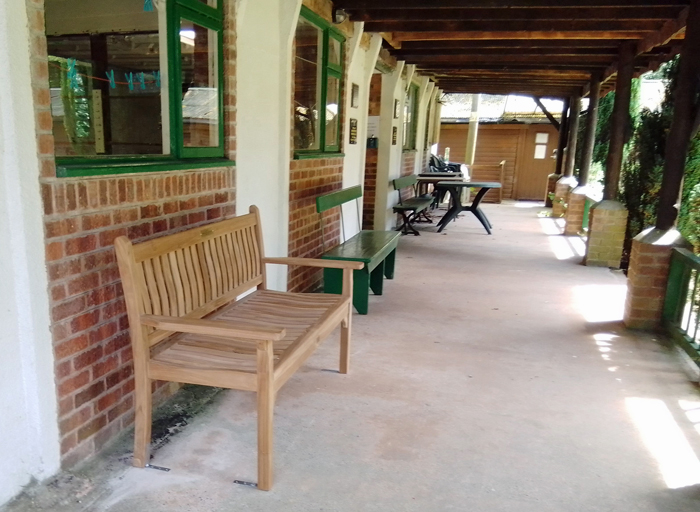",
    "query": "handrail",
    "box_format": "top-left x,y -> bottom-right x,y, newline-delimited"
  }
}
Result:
662,248 -> 700,366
